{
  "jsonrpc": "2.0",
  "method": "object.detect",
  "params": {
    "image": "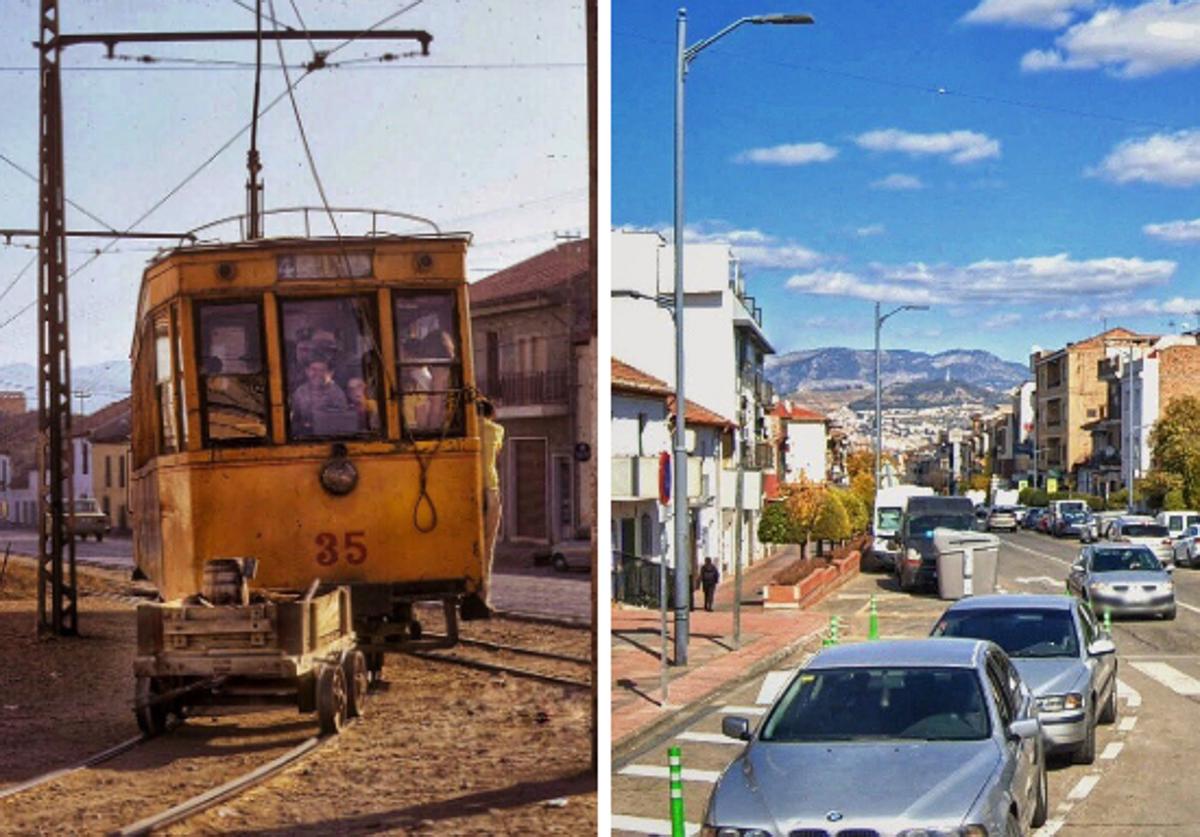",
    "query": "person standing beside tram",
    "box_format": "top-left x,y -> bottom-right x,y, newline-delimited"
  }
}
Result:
463,397 -> 504,620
